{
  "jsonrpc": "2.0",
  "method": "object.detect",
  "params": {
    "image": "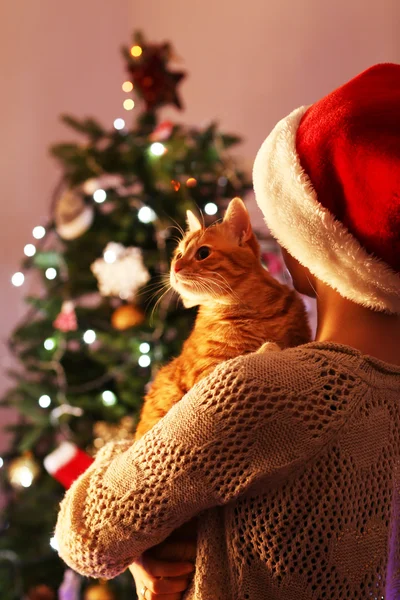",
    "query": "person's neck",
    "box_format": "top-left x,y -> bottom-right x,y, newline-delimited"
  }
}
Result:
314,282 -> 400,366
